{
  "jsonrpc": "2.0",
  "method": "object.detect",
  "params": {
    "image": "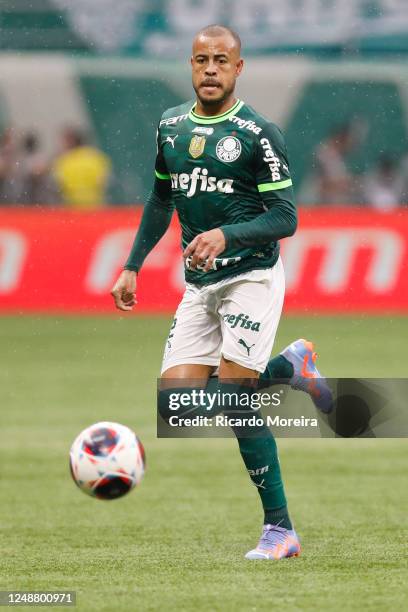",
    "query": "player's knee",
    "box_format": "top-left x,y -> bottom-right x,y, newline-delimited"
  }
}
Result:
157,387 -> 199,424
158,386 -> 212,425
157,388 -> 177,423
